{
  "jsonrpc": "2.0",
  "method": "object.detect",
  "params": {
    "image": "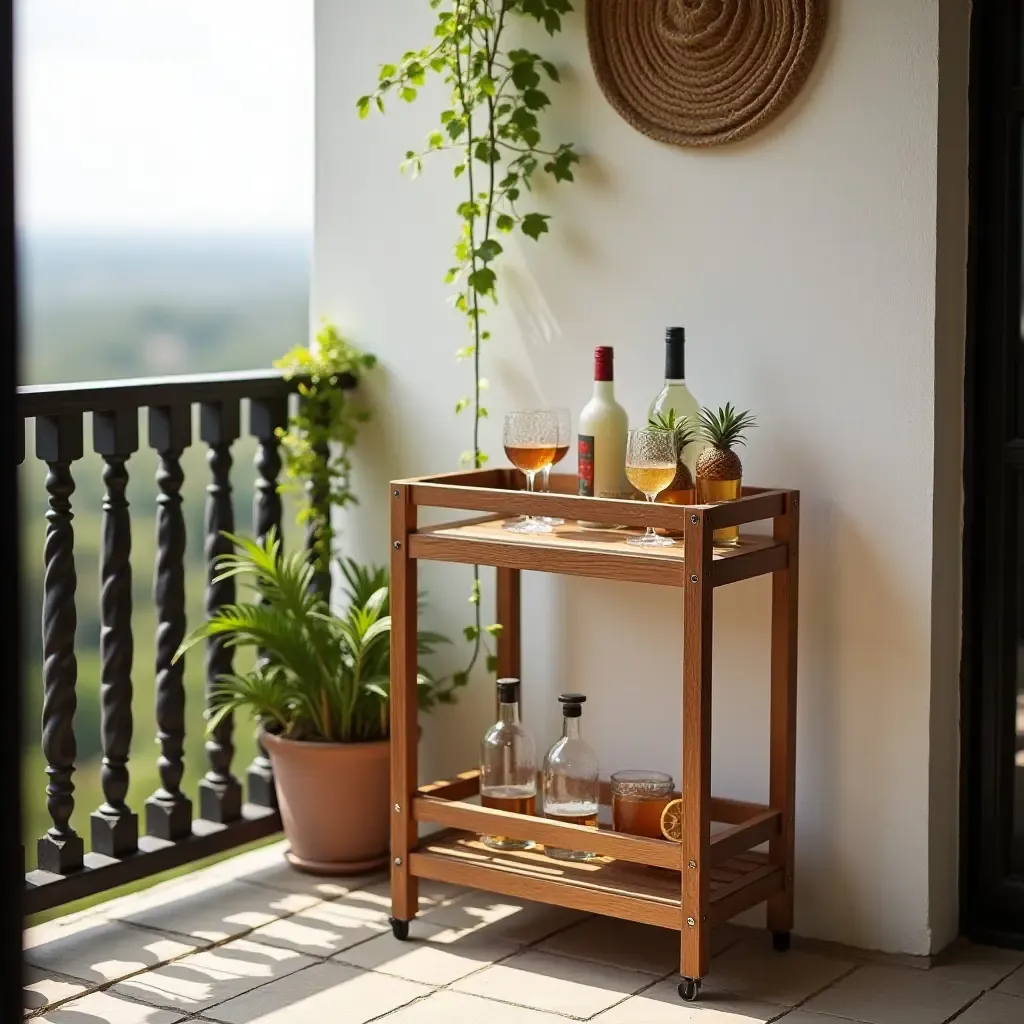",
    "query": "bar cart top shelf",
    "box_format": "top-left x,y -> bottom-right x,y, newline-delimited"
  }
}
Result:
395,467 -> 795,588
